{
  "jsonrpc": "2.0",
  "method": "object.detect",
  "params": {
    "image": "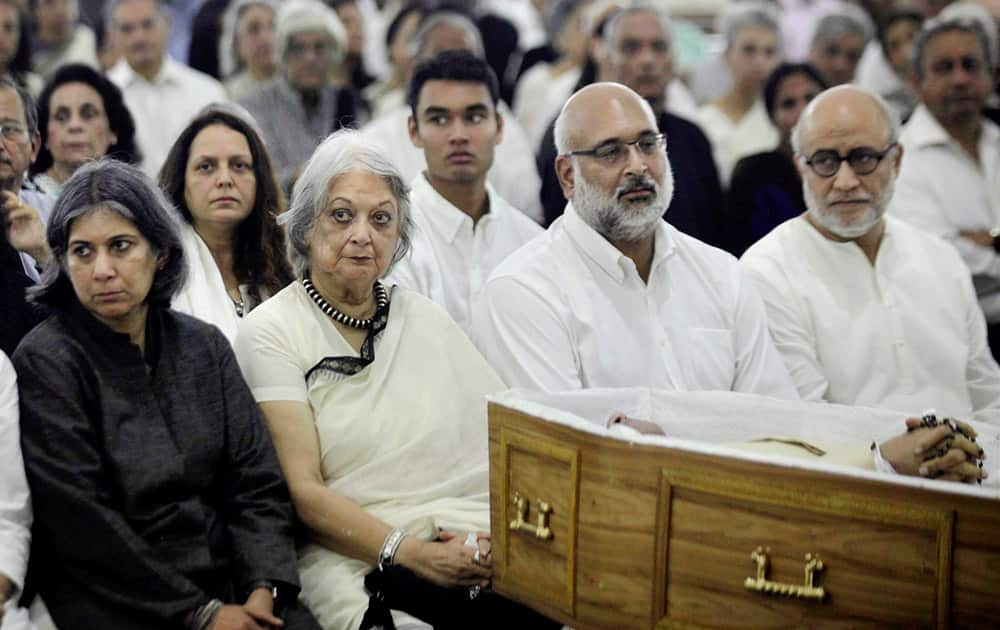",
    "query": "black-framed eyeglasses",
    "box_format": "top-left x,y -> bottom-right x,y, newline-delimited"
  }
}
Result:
566,132 -> 666,165
803,143 -> 897,178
